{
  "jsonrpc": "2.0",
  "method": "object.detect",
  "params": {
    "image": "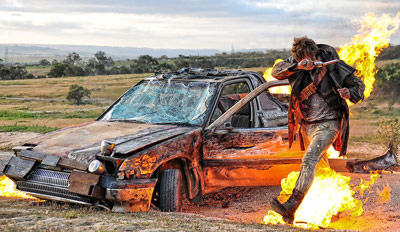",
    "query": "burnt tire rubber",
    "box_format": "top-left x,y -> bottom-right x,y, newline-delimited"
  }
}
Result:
159,169 -> 182,212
